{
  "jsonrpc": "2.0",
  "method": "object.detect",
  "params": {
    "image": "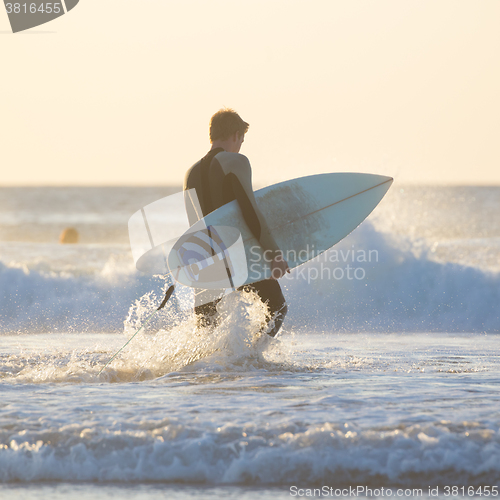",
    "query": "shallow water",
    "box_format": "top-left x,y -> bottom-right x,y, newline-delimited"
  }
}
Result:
1,328 -> 499,491
1,185 -> 499,497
